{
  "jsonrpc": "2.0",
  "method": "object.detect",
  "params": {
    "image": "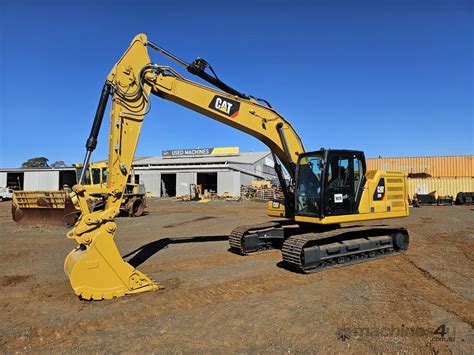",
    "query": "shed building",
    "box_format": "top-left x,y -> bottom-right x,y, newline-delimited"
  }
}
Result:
0,168 -> 76,191
132,150 -> 277,197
